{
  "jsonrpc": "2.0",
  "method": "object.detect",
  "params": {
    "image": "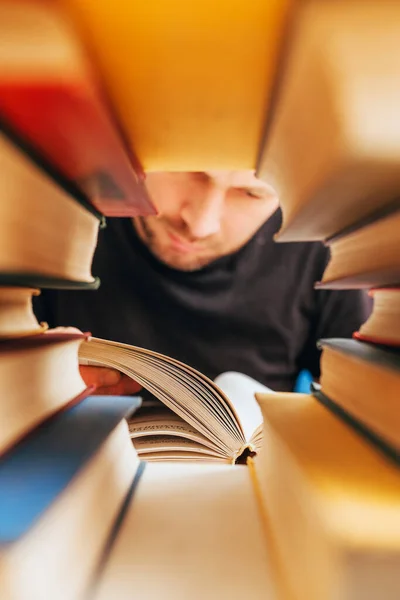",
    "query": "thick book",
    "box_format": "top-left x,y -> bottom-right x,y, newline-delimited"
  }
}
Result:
0,1 -> 156,218
92,463 -> 274,600
257,0 -> 400,242
62,0 -> 291,171
0,128 -> 101,289
0,331 -> 92,455
0,394 -> 141,600
318,338 -> 400,452
316,209 -> 400,289
255,392 -> 400,600
354,288 -> 400,347
0,287 -> 47,338
79,337 -> 264,464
